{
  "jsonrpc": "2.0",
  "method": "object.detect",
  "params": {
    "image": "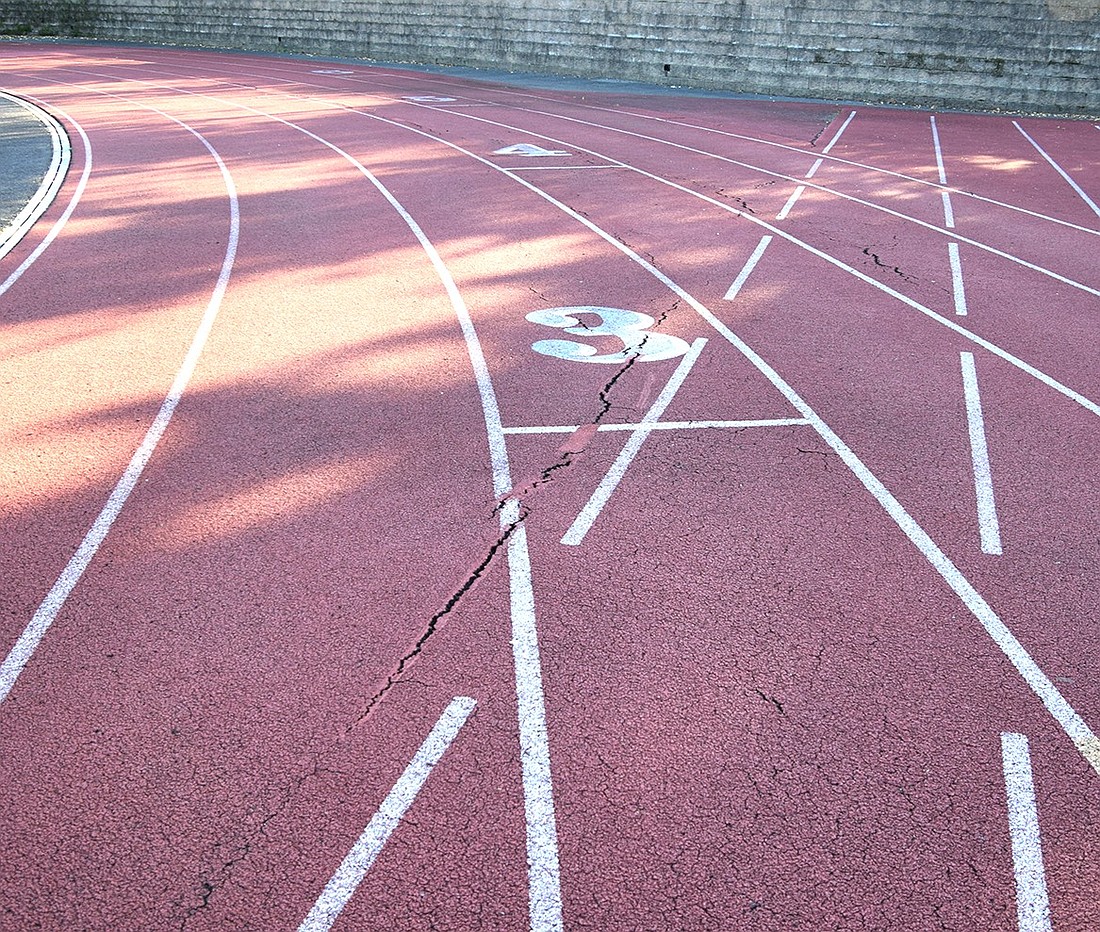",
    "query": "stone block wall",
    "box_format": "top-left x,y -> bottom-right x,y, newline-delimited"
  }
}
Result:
2,0 -> 1097,114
